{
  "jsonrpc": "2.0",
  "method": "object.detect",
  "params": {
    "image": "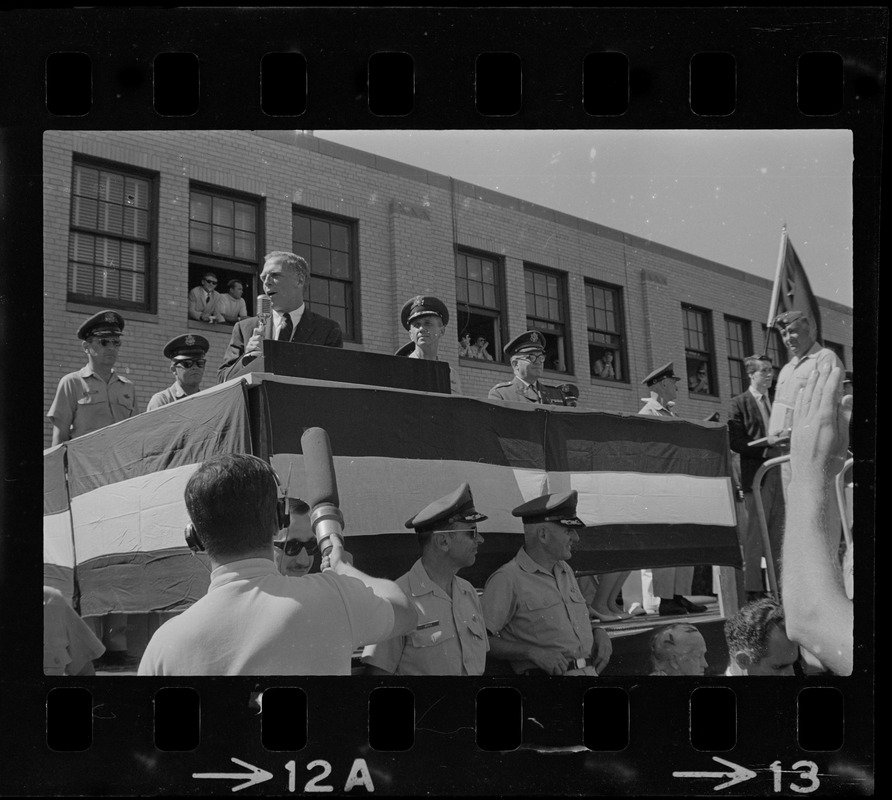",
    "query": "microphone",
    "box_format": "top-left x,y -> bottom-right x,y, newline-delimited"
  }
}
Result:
256,294 -> 272,337
301,427 -> 345,559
